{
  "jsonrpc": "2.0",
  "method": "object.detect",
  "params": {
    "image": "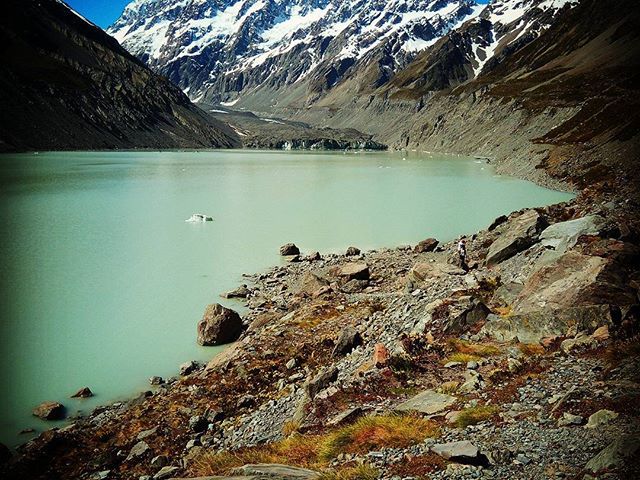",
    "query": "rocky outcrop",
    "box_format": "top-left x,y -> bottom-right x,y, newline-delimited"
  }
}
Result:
585,434 -> 640,473
486,210 -> 547,266
197,304 -> 243,346
395,389 -> 457,415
